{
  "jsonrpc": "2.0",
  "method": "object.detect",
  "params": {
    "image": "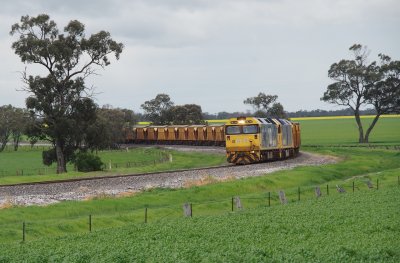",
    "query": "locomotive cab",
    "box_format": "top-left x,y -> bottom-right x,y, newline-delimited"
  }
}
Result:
225,117 -> 262,164
225,116 -> 299,165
